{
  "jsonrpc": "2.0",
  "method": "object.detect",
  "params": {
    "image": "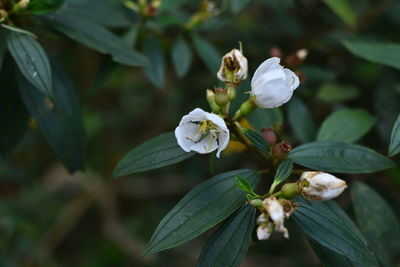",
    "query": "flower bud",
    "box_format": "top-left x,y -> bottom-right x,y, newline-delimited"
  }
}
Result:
217,49 -> 248,84
261,128 -> 277,146
298,171 -> 347,201
271,141 -> 291,161
249,199 -> 263,207
214,87 -> 229,107
13,0 -> 30,12
0,9 -> 7,23
250,57 -> 299,108
269,46 -> 282,58
206,89 -> 221,114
